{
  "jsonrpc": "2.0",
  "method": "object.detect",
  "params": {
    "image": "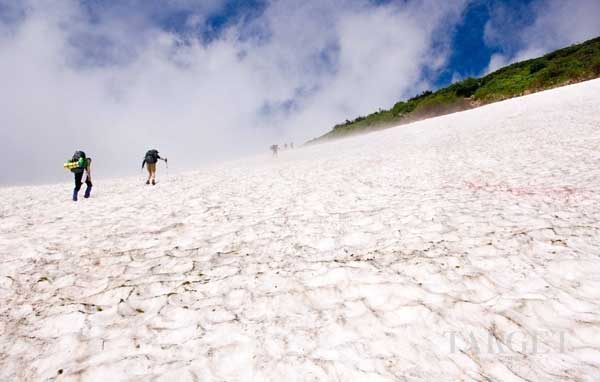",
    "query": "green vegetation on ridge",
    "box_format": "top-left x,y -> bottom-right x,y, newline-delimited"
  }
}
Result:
311,36 -> 600,142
